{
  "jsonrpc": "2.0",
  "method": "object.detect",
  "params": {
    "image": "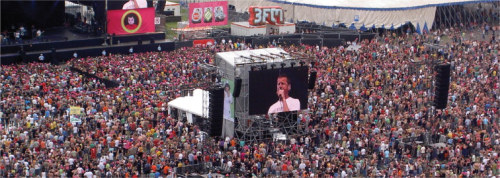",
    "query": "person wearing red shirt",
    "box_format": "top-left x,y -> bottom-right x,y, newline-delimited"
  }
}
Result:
90,147 -> 97,159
